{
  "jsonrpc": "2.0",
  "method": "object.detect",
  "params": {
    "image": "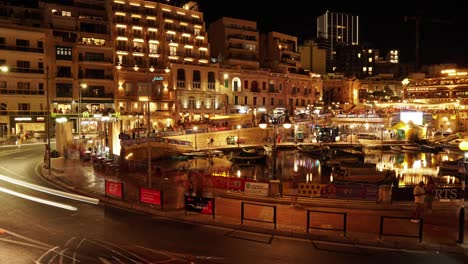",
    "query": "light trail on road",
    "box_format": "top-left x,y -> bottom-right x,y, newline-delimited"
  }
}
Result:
0,173 -> 99,205
0,186 -> 77,211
